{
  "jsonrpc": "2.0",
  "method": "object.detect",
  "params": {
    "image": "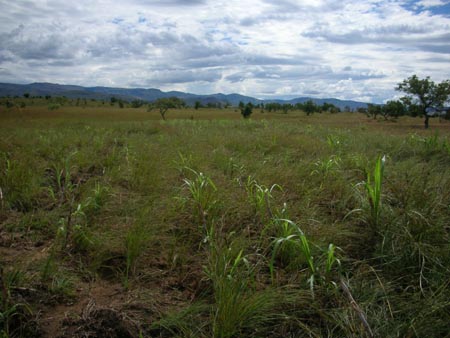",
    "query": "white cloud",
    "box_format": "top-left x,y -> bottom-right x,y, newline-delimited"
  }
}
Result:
0,0 -> 449,102
415,0 -> 450,8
